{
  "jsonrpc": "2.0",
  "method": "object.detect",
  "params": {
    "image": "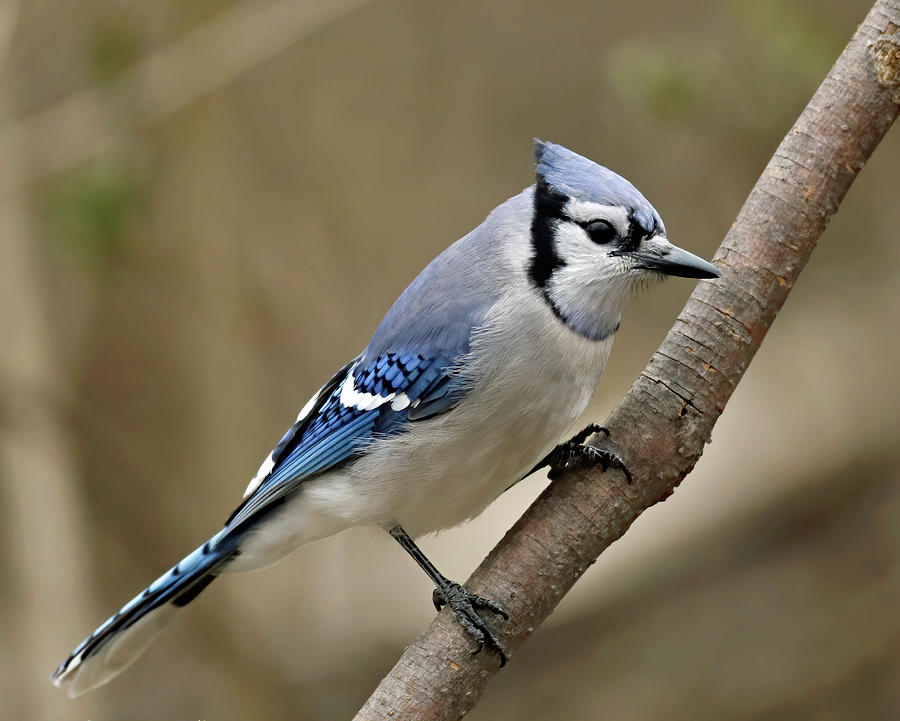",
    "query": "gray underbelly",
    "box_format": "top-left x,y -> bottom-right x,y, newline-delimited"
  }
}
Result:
346,382 -> 594,535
